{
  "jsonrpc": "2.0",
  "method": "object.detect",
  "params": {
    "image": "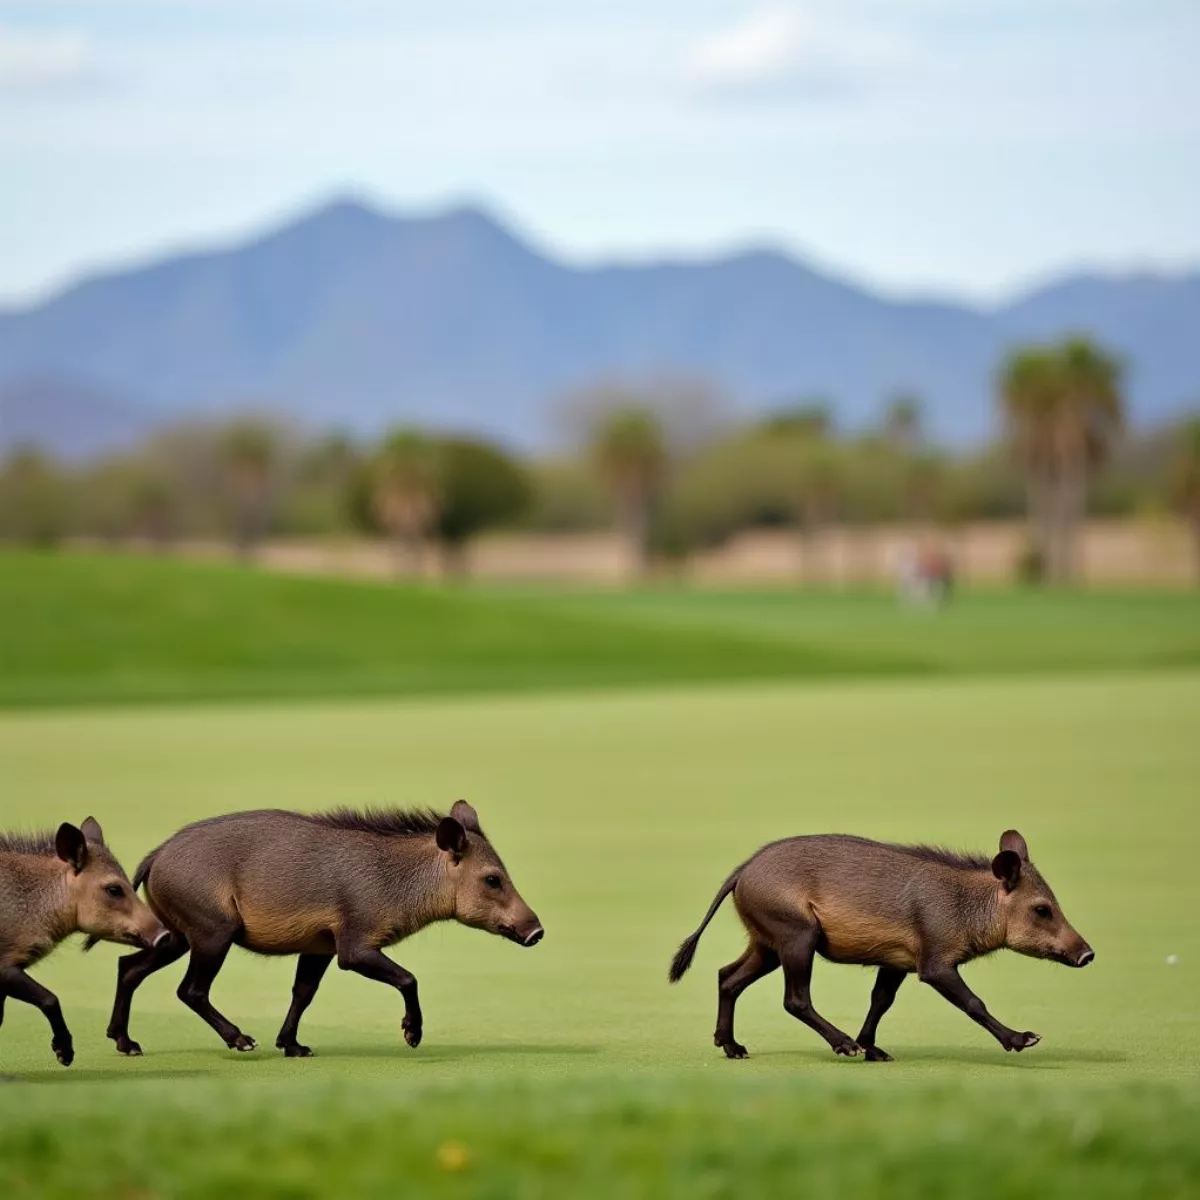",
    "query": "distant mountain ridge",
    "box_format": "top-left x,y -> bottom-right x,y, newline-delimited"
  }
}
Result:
1,198 -> 1197,457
